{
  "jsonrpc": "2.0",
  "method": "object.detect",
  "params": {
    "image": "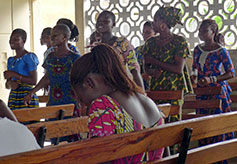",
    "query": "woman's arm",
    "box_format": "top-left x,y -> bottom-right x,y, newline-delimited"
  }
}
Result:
144,55 -> 185,74
131,69 -> 144,89
24,74 -> 50,105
